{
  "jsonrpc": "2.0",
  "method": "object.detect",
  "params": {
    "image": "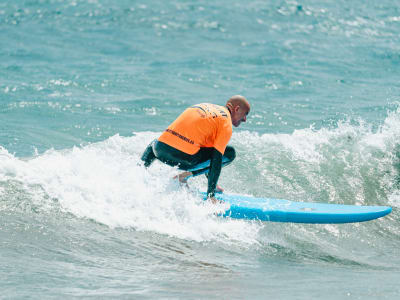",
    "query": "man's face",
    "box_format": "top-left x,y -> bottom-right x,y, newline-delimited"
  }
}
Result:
232,105 -> 250,127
